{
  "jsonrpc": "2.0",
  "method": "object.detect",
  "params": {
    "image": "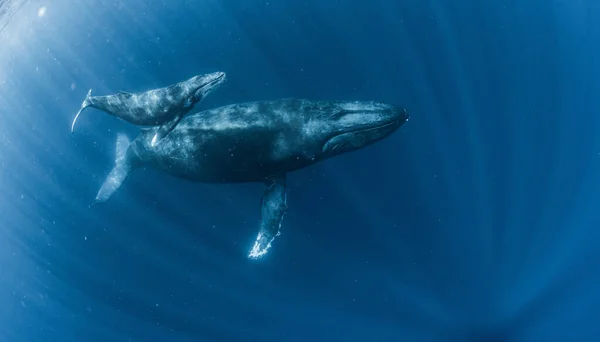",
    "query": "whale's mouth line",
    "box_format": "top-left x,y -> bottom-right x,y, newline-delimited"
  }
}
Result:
206,74 -> 225,86
201,76 -> 224,90
322,119 -> 400,153
194,74 -> 226,98
340,119 -> 399,136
